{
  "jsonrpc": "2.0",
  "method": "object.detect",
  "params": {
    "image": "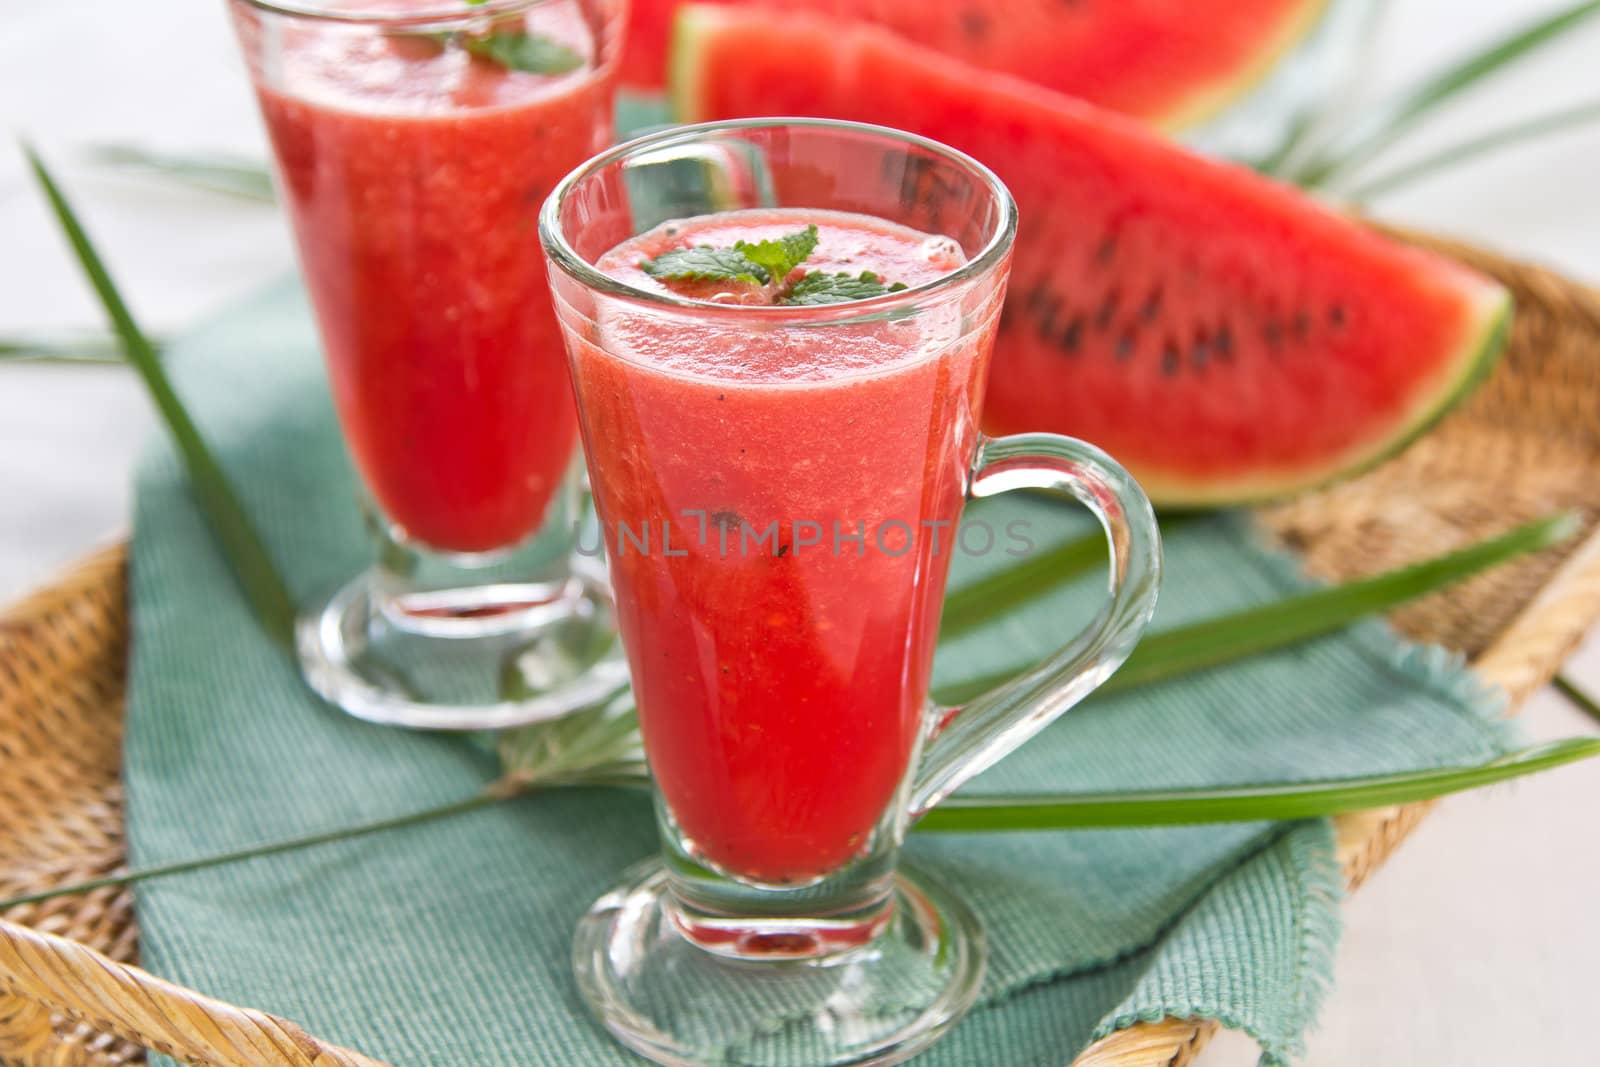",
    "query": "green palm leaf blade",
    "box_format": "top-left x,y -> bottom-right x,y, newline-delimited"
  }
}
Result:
1345,98 -> 1600,201
1294,0 -> 1600,188
90,144 -> 277,203
933,512 -> 1578,706
8,734 -> 1595,910
918,738 -> 1600,830
938,530 -> 1105,640
1553,674 -> 1600,727
939,515 -> 1204,640
22,144 -> 297,648
0,331 -> 132,364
